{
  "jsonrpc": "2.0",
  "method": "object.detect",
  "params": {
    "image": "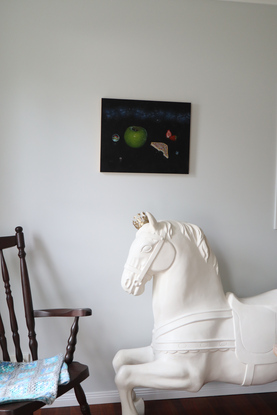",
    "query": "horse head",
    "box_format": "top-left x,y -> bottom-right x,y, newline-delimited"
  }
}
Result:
121,212 -> 176,296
